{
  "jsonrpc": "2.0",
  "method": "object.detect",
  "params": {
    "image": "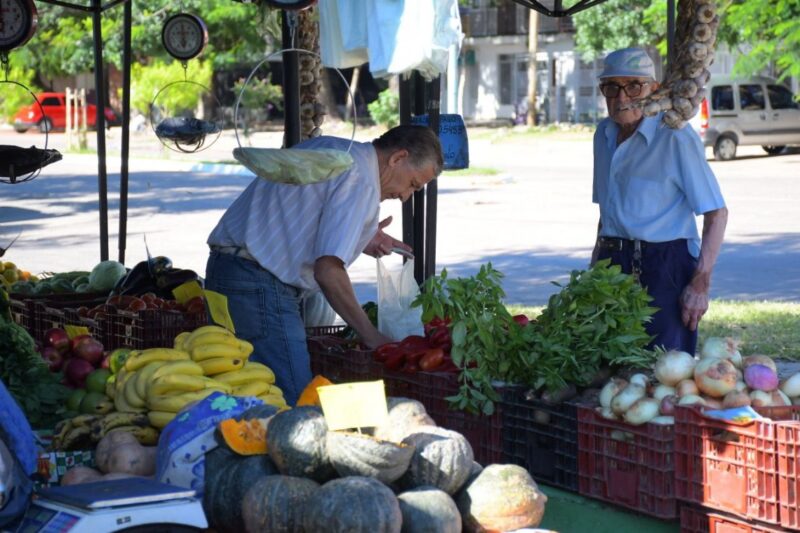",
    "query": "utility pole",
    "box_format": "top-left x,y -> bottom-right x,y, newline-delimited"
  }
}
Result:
526,8 -> 540,126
